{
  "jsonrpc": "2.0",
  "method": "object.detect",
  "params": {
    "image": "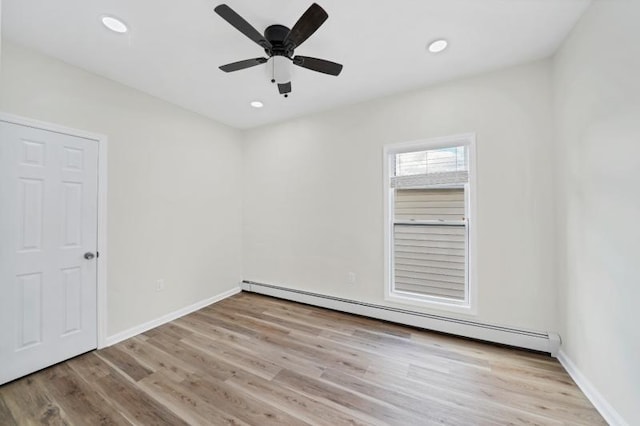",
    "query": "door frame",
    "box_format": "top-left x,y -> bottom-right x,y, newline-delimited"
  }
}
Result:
0,112 -> 109,349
